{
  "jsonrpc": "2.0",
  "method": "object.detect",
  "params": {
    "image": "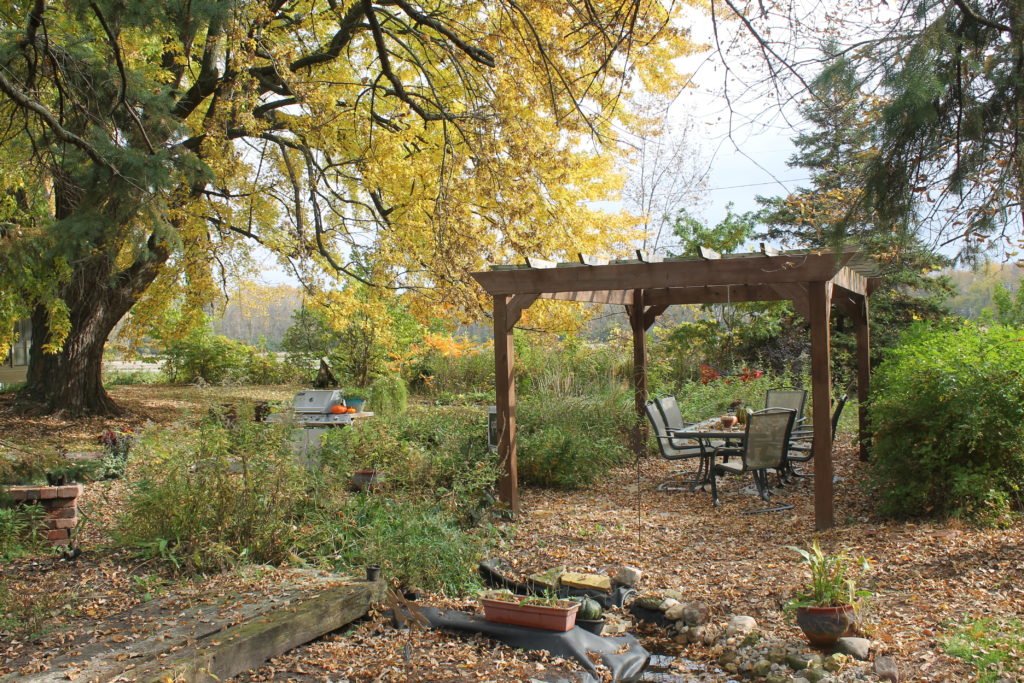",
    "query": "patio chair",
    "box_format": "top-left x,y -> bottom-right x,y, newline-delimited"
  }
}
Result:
709,407 -> 796,511
785,394 -> 847,479
765,387 -> 807,426
645,399 -> 707,491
